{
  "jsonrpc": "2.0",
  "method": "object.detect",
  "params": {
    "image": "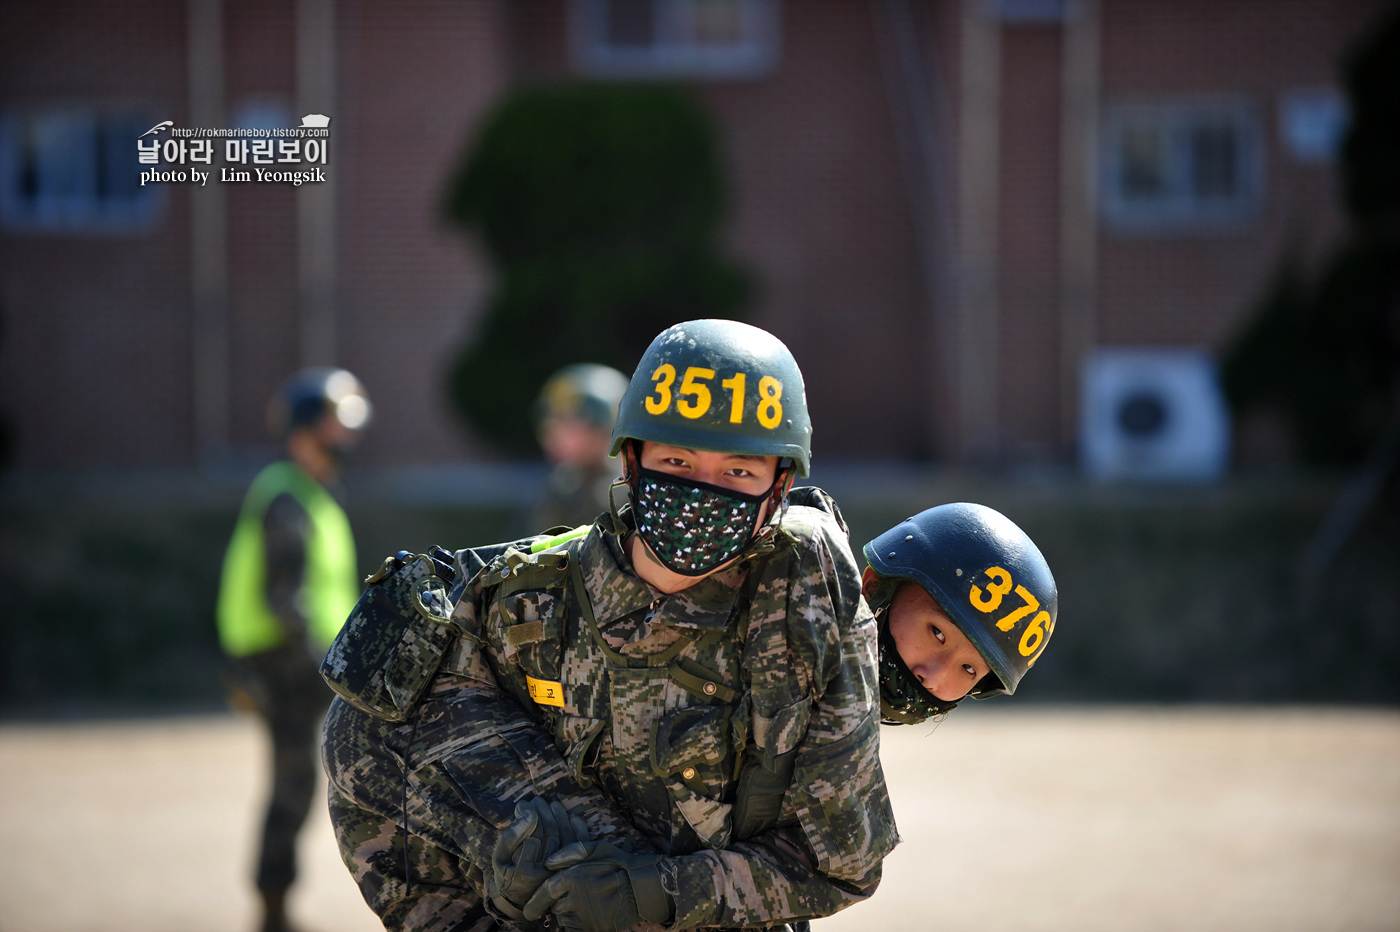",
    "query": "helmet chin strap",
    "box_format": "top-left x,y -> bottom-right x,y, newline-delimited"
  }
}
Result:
766,459 -> 796,526
604,475 -> 631,537
617,440 -> 643,529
